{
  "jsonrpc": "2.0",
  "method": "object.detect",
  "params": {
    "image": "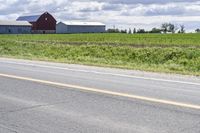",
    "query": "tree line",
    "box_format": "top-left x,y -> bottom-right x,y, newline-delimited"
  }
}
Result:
107,23 -> 200,34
